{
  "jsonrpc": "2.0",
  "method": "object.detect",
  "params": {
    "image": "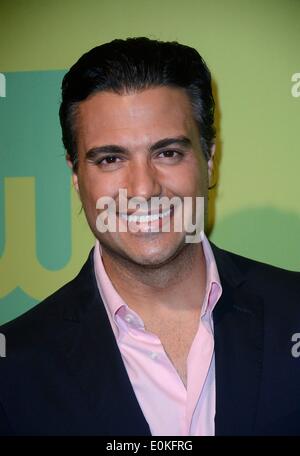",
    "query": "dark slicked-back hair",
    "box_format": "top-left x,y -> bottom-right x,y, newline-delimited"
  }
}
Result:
59,37 -> 215,172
